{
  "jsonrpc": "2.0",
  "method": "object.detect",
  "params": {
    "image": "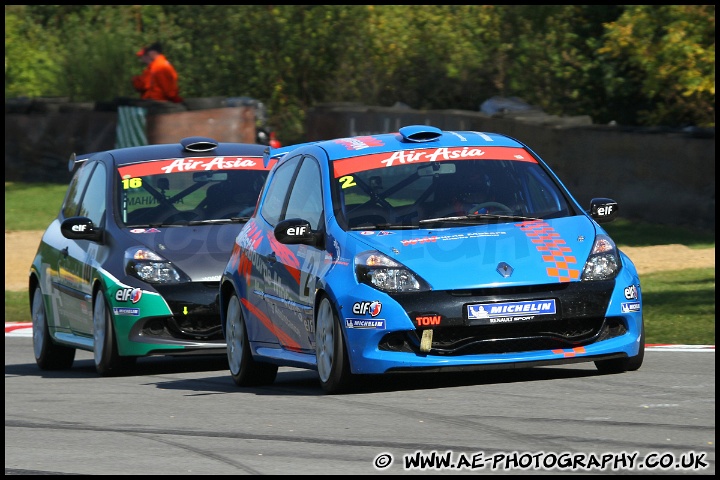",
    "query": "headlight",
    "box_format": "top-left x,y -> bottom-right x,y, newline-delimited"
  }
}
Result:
124,247 -> 189,284
581,234 -> 620,281
354,250 -> 430,293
